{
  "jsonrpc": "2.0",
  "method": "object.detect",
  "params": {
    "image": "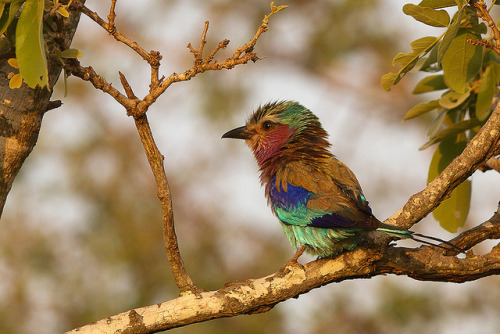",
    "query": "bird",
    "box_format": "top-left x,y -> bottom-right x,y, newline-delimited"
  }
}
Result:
222,100 -> 462,258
